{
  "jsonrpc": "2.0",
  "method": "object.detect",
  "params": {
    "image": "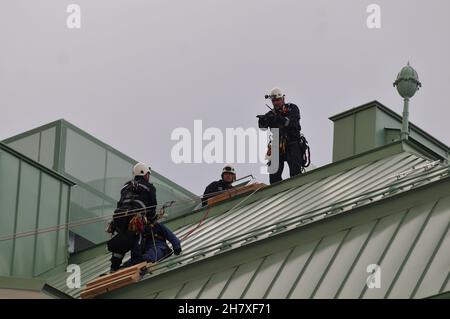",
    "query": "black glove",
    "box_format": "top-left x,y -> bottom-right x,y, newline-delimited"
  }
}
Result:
174,247 -> 182,255
257,114 -> 269,128
269,114 -> 289,127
